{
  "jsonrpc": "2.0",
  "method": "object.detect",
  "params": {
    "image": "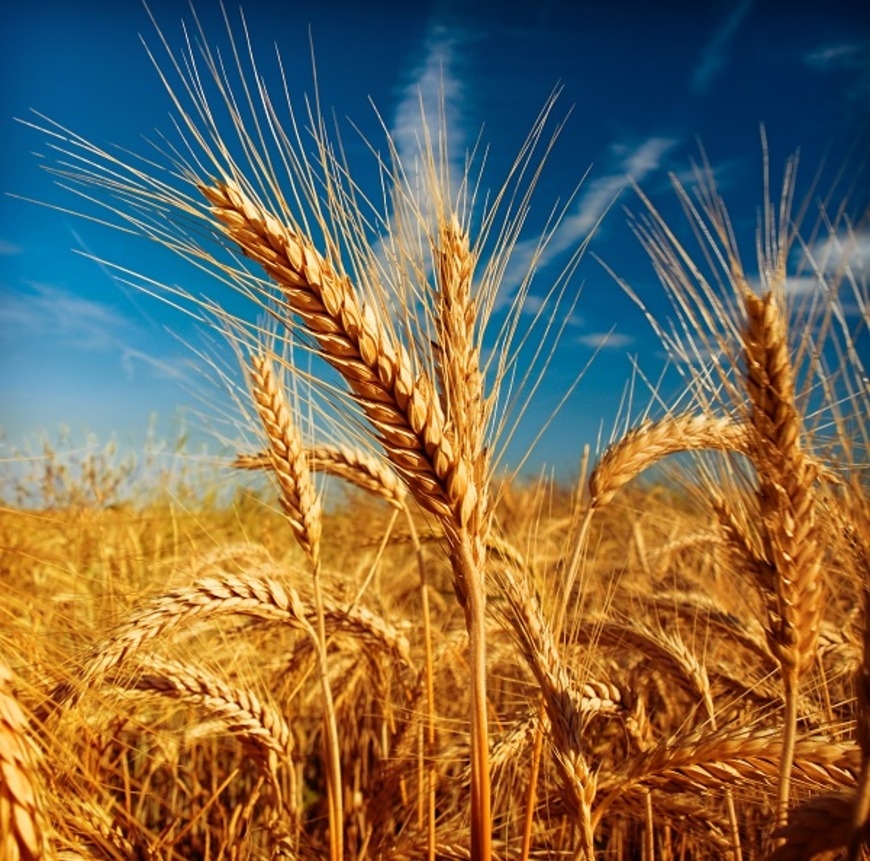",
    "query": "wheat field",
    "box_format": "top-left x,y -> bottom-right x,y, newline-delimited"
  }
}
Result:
2,6 -> 868,860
